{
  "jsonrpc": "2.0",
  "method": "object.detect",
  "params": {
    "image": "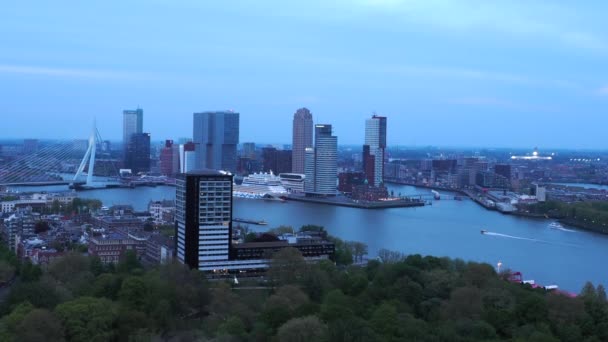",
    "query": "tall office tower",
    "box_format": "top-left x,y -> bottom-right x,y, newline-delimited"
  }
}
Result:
159,140 -> 180,176
242,142 -> 256,159
125,133 -> 151,173
304,124 -> 338,196
193,111 -> 240,172
292,108 -> 313,174
175,170 -> 233,270
123,108 -> 143,152
362,115 -> 387,187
